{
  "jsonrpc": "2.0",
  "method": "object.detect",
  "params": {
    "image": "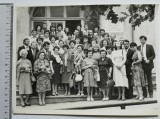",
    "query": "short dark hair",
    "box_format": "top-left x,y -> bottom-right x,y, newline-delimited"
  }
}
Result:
57,24 -> 63,28
139,36 -> 147,41
87,49 -> 93,54
77,44 -> 84,50
63,44 -> 69,49
53,46 -> 60,51
100,49 -> 107,54
36,25 -> 42,31
49,35 -> 56,41
123,39 -> 130,44
69,40 -> 76,45
106,45 -> 113,50
130,42 -> 137,47
59,40 -> 64,44
37,51 -> 46,59
100,29 -> 105,32
94,25 -> 100,30
50,25 -> 56,31
43,41 -> 50,47
31,29 -> 36,33
36,37 -> 44,42
102,32 -> 109,37
44,30 -> 50,34
23,38 -> 29,44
